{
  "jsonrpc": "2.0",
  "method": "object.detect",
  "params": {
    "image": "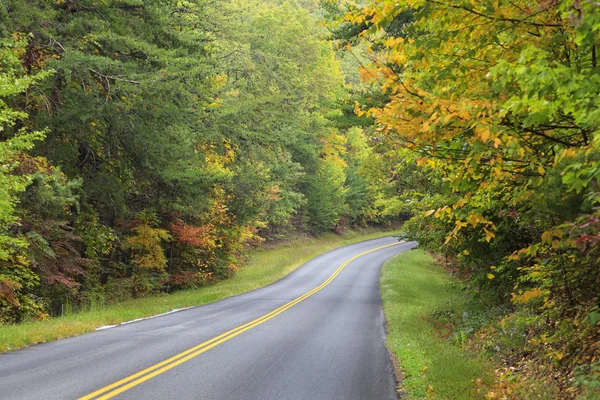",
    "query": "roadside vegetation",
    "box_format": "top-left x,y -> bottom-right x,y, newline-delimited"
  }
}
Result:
0,228 -> 398,353
2,0 -> 598,396
327,0 -> 599,397
0,0 -> 405,325
383,248 -> 599,399
381,249 -> 493,399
